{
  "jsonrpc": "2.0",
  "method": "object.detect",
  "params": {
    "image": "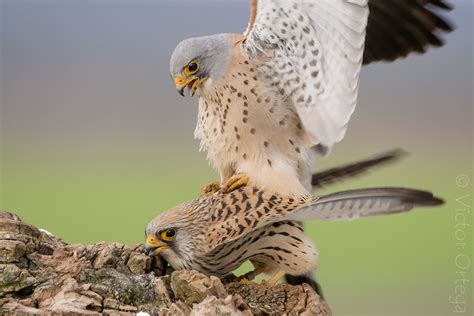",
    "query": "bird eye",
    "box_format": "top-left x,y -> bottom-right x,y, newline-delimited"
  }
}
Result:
160,228 -> 177,241
185,61 -> 199,75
